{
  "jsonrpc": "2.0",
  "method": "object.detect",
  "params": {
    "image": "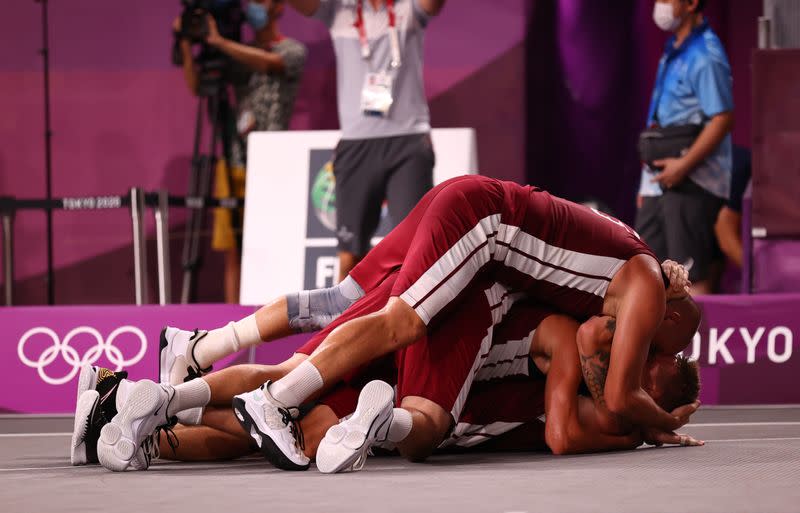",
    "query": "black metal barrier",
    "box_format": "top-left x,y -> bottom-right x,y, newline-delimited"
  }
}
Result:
0,189 -> 244,306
